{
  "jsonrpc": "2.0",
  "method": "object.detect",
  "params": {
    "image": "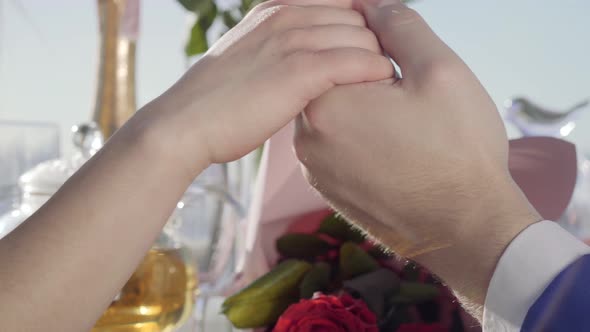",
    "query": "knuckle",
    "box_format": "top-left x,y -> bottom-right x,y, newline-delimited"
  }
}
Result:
358,27 -> 380,50
419,60 -> 463,88
282,51 -> 332,100
284,51 -> 315,73
274,28 -> 304,51
329,49 -> 368,72
304,106 -> 328,131
349,10 -> 366,26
